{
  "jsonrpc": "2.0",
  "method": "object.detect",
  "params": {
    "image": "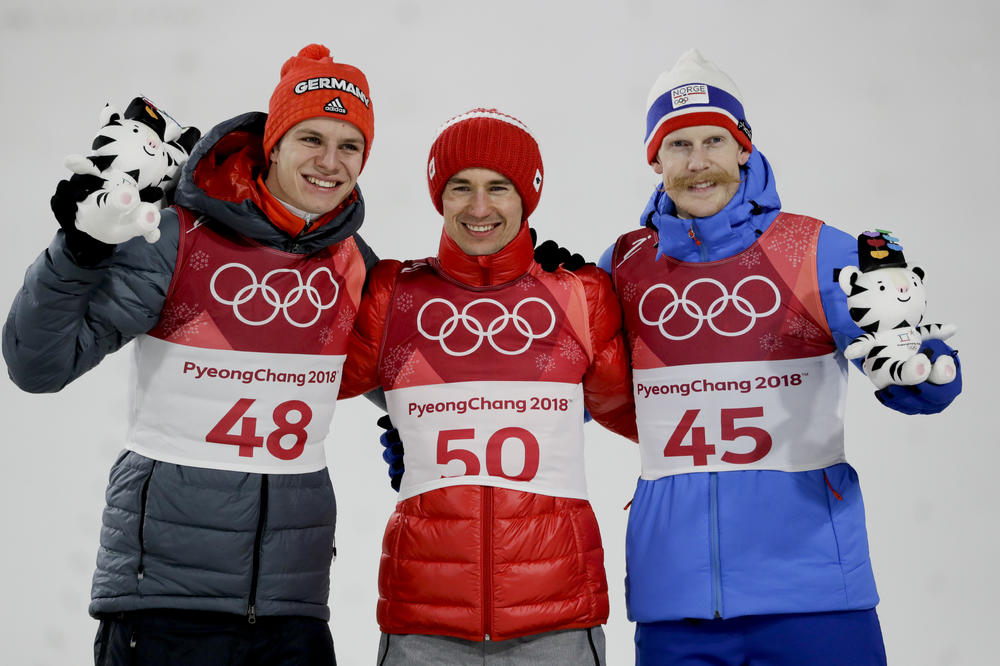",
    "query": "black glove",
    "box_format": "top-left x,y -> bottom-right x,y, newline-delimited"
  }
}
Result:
529,227 -> 588,272
50,174 -> 115,266
377,414 -> 405,492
